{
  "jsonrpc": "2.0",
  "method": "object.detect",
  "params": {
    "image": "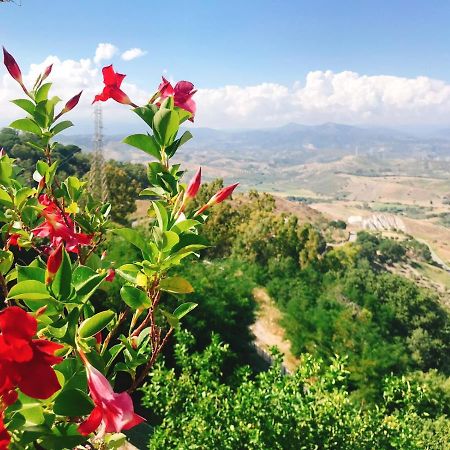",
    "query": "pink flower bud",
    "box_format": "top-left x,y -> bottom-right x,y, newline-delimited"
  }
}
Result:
194,183 -> 239,216
3,47 -> 22,84
35,305 -> 48,317
39,64 -> 53,84
105,268 -> 116,282
101,250 -> 107,260
6,233 -> 20,248
63,91 -> 82,113
95,332 -> 103,345
185,168 -> 202,200
0,149 -> 5,158
45,242 -> 63,285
